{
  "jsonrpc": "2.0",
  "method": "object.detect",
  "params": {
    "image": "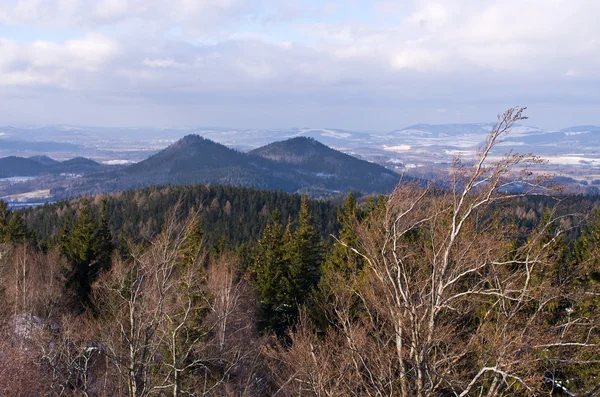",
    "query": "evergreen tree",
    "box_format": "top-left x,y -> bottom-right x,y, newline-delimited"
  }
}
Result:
7,212 -> 28,242
180,209 -> 204,268
93,199 -> 114,272
314,192 -> 364,329
253,210 -> 290,333
62,200 -> 97,310
323,192 -> 363,276
253,199 -> 326,334
0,201 -> 28,243
0,200 -> 10,243
563,210 -> 600,389
287,196 -> 323,303
575,208 -> 600,285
